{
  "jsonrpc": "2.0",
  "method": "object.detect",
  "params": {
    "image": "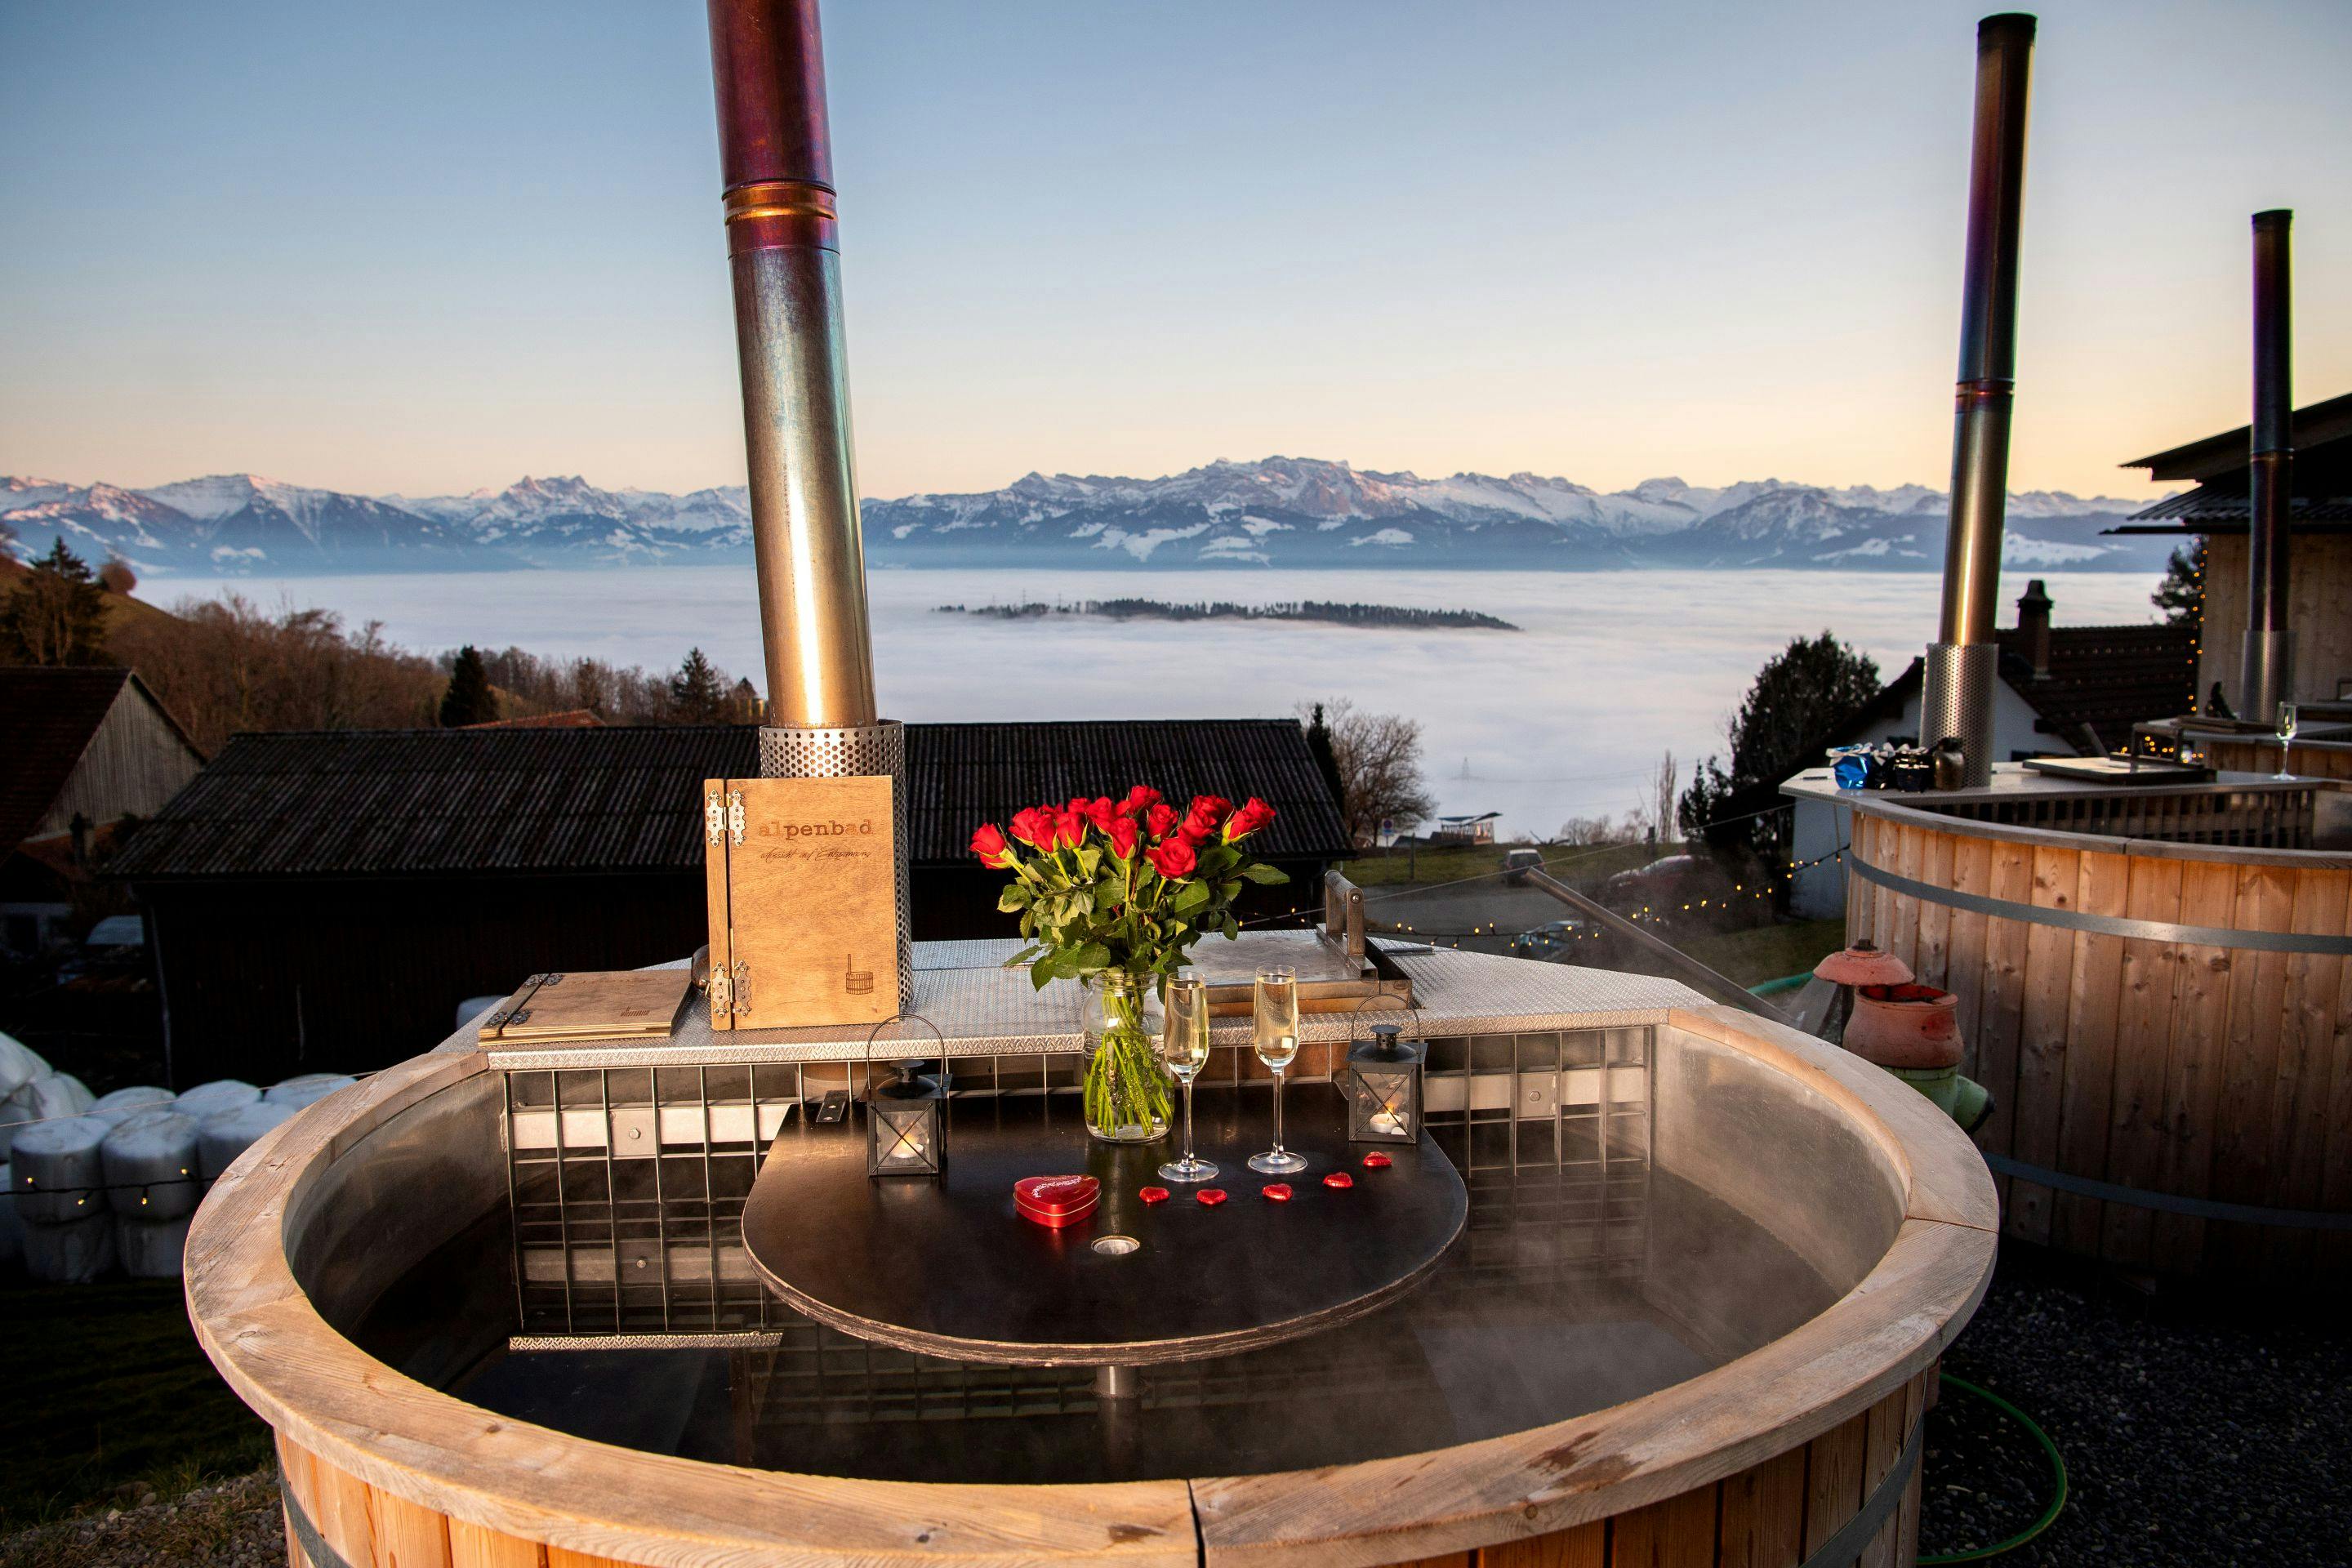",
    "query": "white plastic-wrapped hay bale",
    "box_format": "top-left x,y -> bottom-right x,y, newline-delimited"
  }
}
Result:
0,1031 -> 44,1103
23,1209 -> 114,1283
12,1115 -> 112,1225
0,1163 -> 21,1271
0,1071 -> 91,1162
172,1080 -> 260,1120
90,1085 -> 176,1126
198,1100 -> 297,1183
262,1073 -> 354,1111
101,1109 -> 203,1220
116,1214 -> 193,1280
